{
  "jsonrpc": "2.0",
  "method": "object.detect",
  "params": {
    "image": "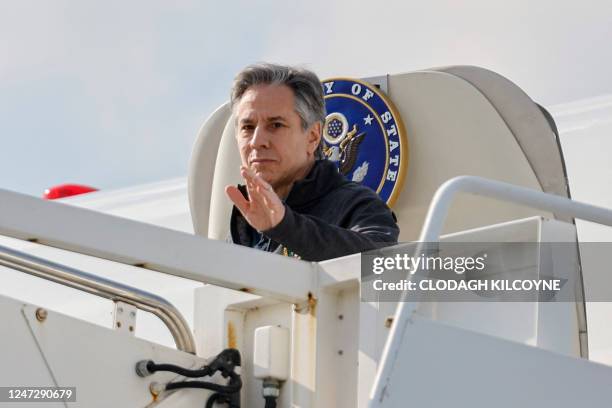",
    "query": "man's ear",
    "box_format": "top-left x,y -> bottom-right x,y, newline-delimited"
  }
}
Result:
307,122 -> 322,155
